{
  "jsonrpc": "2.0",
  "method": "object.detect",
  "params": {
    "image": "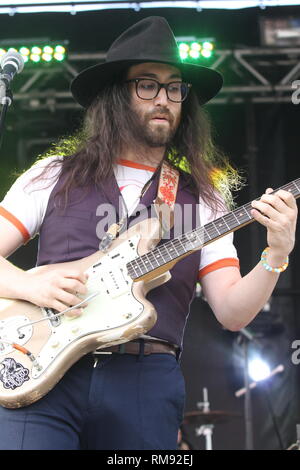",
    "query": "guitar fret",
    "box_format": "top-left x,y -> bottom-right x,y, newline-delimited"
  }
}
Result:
222,216 -> 231,231
156,247 -> 168,264
245,204 -> 254,223
139,255 -> 149,272
174,242 -> 183,255
177,237 -> 188,254
205,225 -> 218,239
164,245 -> 174,258
202,223 -> 217,241
195,227 -> 205,246
226,211 -> 242,229
292,180 -> 300,194
152,248 -> 162,266
181,233 -> 194,251
170,241 -> 180,257
239,206 -> 252,221
231,211 -> 240,225
211,219 -> 225,234
144,252 -> 156,270
148,252 -> 160,268
212,221 -> 221,235
203,227 -> 212,242
180,234 -> 189,251
129,260 -> 142,278
160,245 -> 172,262
147,251 -> 161,269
